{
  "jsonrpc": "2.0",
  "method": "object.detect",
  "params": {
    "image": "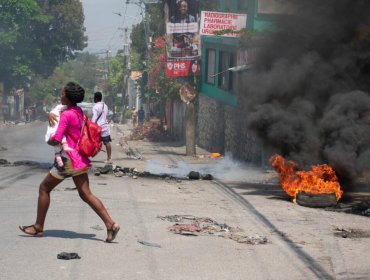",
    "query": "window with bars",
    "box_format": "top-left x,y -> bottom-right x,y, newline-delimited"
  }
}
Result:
218,51 -> 236,91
